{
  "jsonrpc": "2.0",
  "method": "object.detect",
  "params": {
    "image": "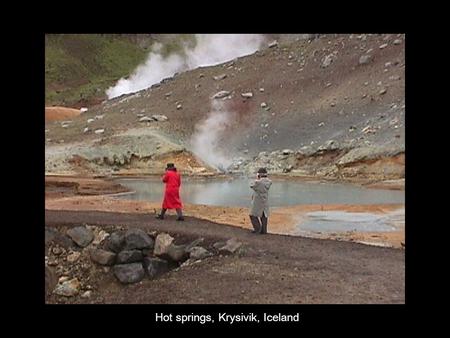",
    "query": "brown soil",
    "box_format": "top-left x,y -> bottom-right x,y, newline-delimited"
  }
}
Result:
45,210 -> 405,304
45,106 -> 82,122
